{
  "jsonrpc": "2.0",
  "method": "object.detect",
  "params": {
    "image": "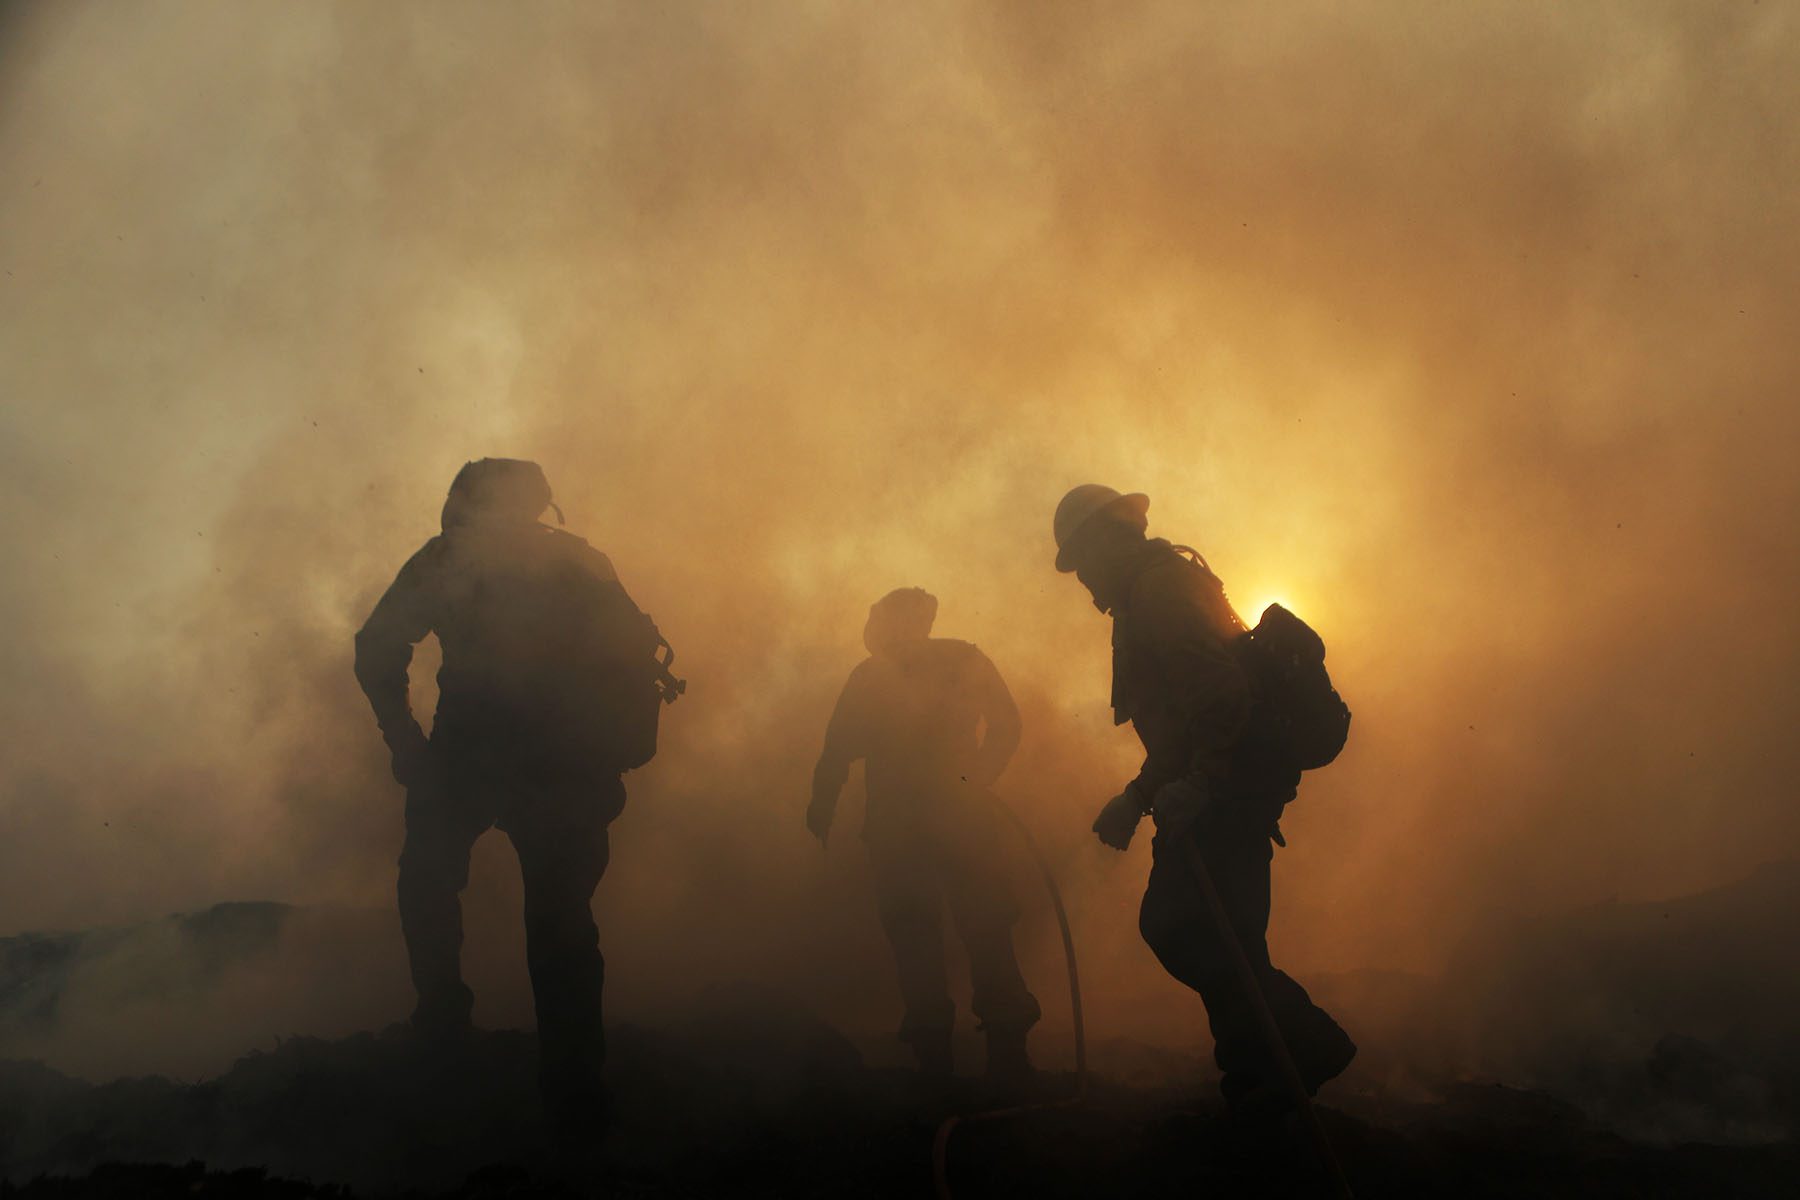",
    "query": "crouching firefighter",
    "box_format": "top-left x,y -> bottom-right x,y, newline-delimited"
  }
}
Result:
1052,484 -> 1355,1115
807,588 -> 1042,1082
354,458 -> 683,1135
